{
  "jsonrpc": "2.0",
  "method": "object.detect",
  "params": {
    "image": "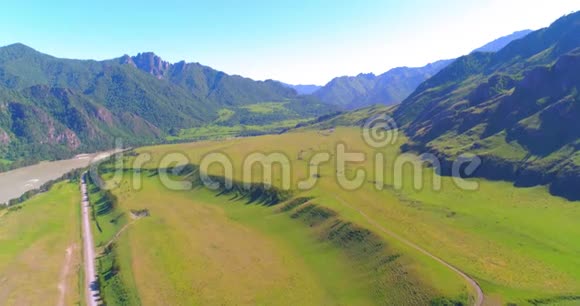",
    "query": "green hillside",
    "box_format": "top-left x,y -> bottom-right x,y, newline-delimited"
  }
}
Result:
312,30 -> 533,110
392,11 -> 580,200
0,45 -> 335,170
